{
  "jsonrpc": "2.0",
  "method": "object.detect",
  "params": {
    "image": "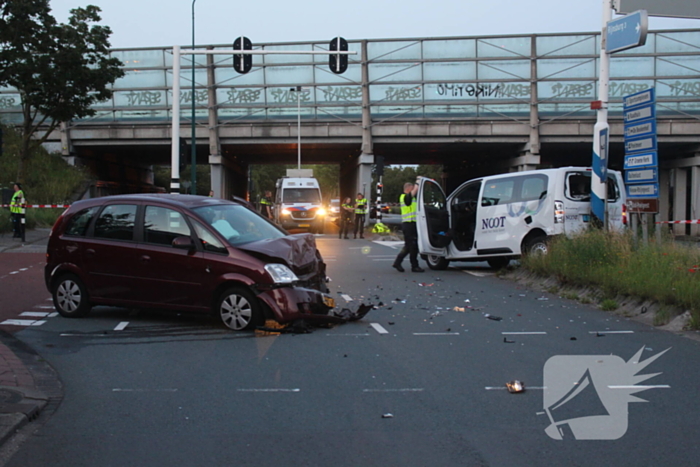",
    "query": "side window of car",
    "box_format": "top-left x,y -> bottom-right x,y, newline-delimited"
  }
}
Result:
520,174 -> 549,202
65,207 -> 98,237
93,204 -> 137,241
482,180 -> 514,206
190,219 -> 228,254
144,206 -> 191,246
